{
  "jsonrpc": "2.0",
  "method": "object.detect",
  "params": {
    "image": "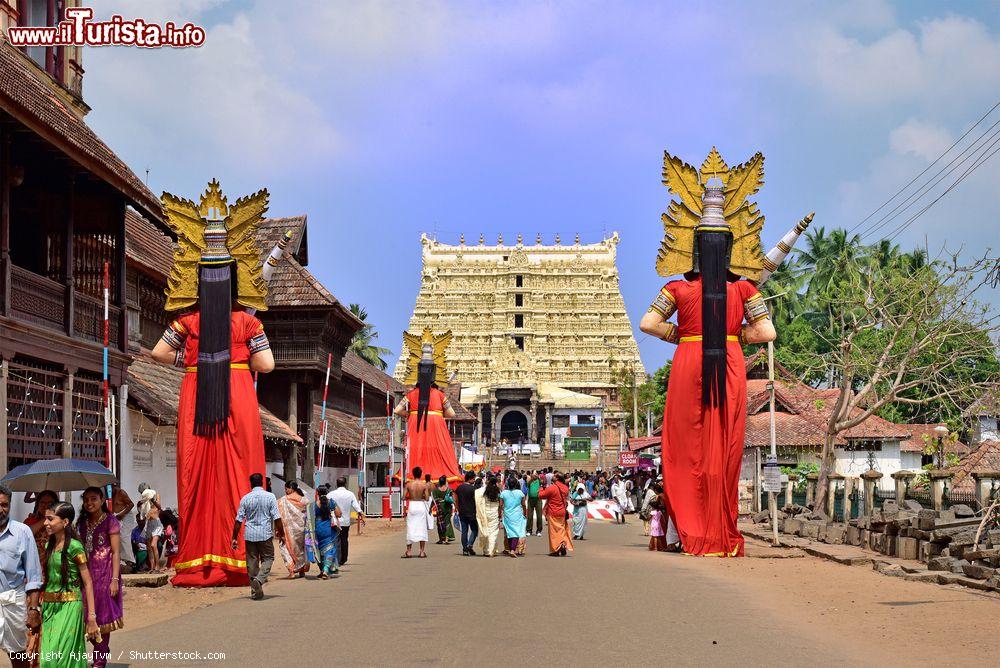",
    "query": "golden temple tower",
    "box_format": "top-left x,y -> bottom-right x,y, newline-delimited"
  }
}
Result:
395,233 -> 644,460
